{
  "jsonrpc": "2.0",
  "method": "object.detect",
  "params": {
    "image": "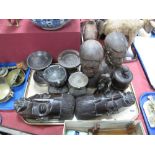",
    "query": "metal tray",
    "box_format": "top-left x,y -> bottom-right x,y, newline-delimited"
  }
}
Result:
22,70 -> 139,125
